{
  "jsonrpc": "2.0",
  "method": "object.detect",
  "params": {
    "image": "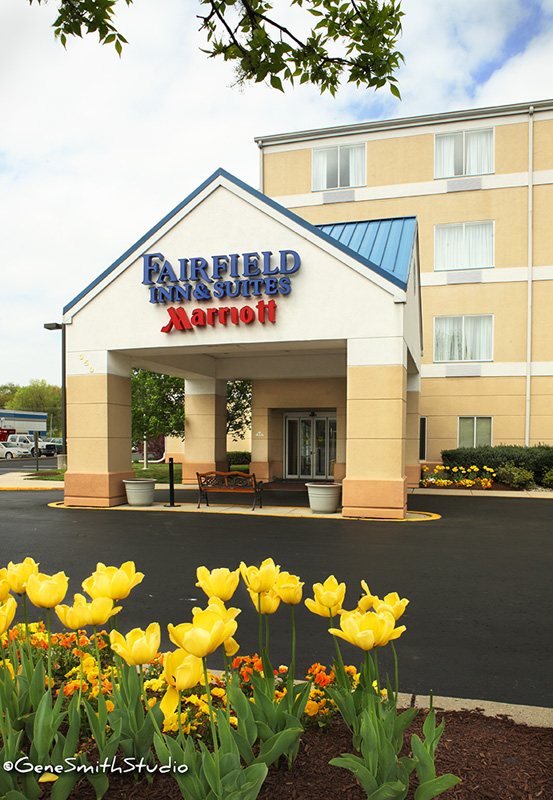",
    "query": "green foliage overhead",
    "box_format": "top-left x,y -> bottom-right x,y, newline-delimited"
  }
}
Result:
28,0 -> 404,96
131,369 -> 185,443
6,379 -> 62,435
